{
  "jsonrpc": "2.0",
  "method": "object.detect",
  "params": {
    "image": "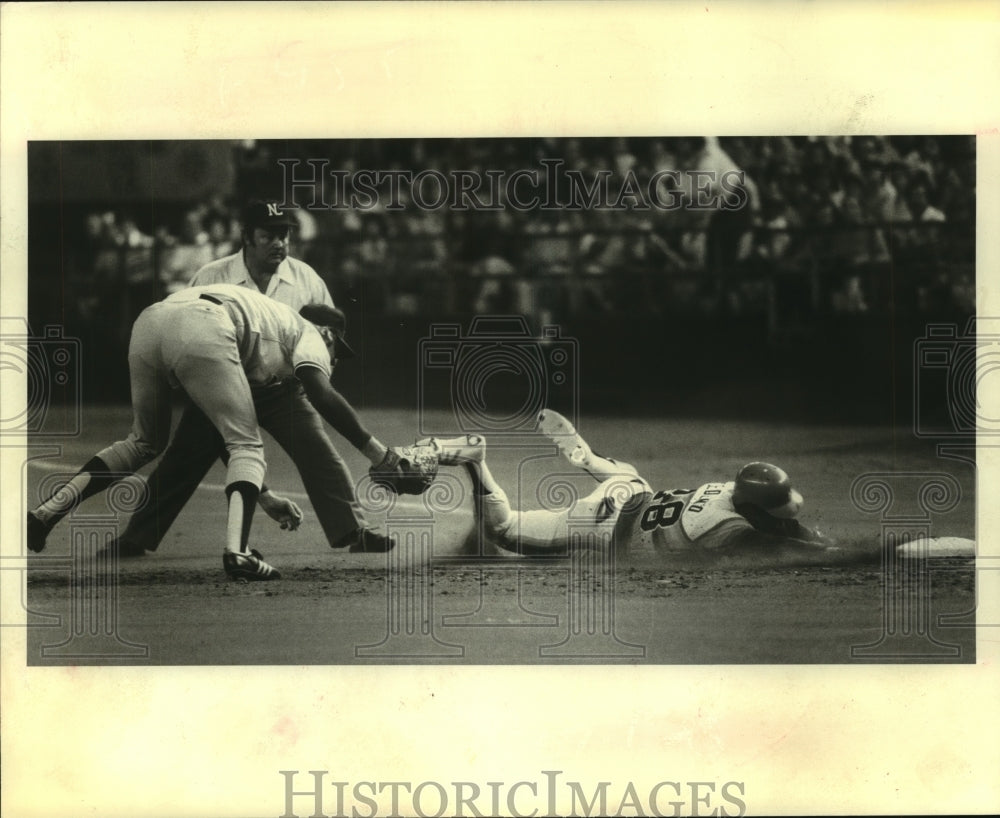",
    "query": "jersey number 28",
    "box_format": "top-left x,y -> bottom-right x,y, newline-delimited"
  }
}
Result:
639,489 -> 694,531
